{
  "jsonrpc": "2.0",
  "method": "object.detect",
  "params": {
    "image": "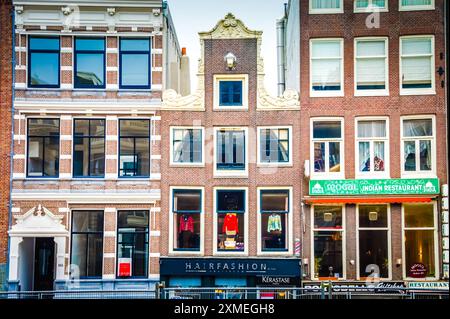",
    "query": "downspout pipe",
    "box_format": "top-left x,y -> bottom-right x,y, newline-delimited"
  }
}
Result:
276,18 -> 286,97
